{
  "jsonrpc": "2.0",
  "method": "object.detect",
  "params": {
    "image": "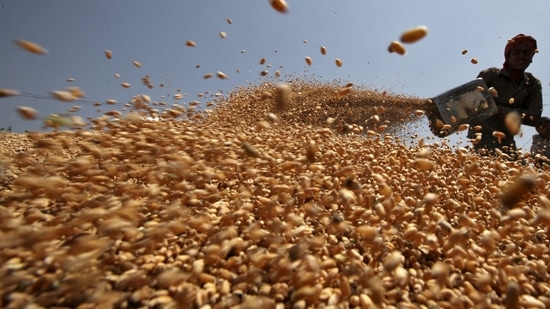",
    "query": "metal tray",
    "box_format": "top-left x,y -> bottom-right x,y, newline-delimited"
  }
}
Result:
429,78 -> 497,136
